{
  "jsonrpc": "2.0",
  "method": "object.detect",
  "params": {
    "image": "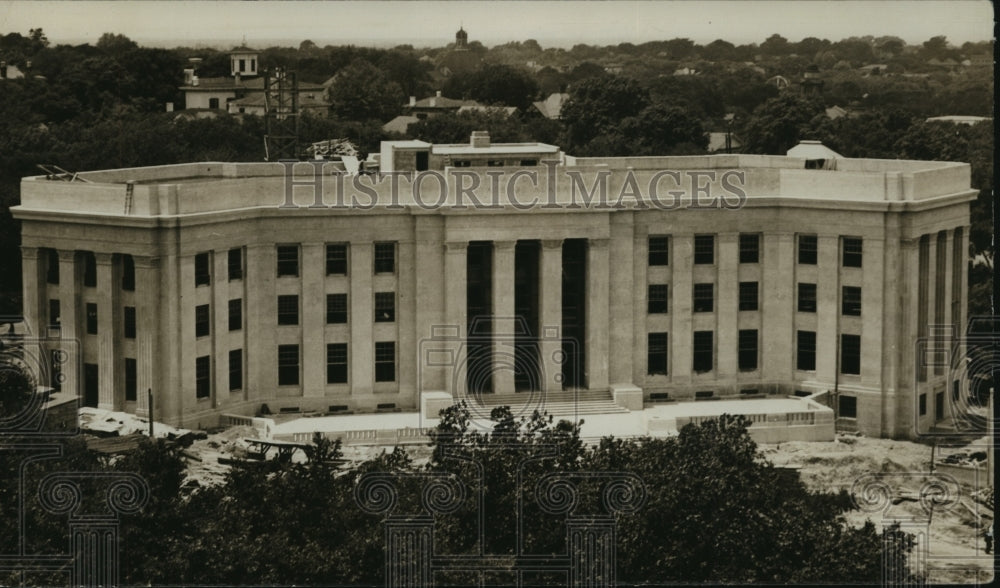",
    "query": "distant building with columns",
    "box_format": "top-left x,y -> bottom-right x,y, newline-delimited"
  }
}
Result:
14,134 -> 974,439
